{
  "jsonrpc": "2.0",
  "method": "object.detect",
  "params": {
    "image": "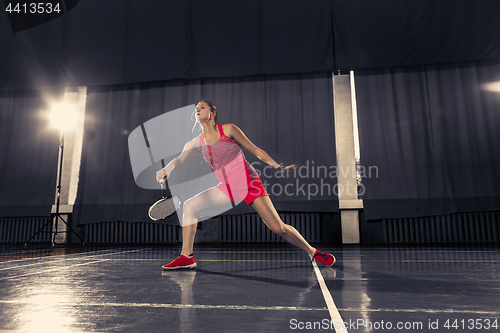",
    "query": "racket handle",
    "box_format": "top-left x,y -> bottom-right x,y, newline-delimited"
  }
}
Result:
160,180 -> 165,198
